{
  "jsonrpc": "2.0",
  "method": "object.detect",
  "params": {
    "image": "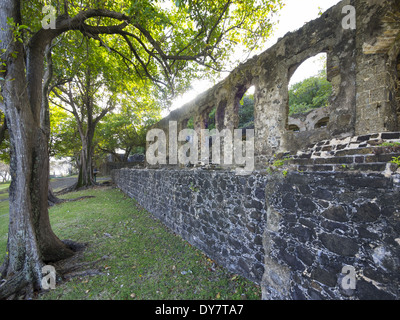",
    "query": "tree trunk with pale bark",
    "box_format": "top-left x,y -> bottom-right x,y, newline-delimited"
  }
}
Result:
0,0 -> 74,299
